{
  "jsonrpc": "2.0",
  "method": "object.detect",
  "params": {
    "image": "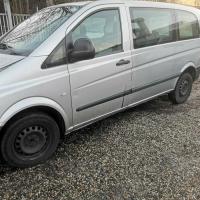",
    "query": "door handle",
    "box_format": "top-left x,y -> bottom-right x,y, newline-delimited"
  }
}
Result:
116,59 -> 130,66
